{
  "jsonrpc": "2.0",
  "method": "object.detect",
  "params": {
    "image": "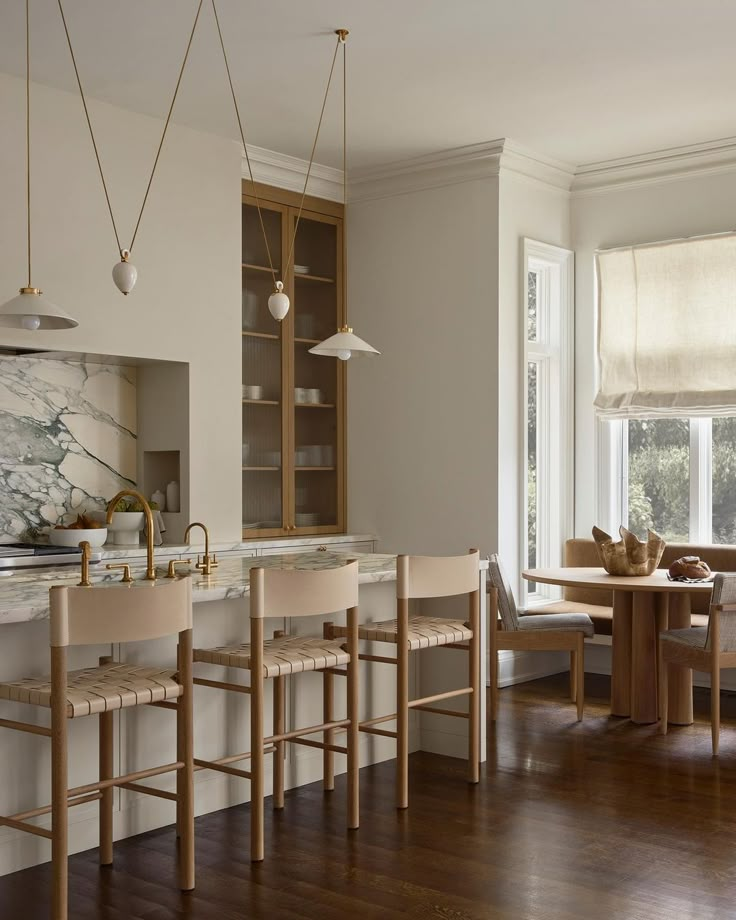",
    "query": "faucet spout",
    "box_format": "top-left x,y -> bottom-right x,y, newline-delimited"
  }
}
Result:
184,521 -> 217,576
107,490 -> 156,580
